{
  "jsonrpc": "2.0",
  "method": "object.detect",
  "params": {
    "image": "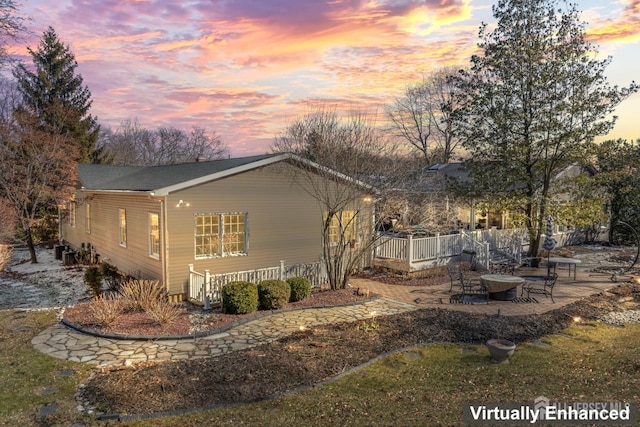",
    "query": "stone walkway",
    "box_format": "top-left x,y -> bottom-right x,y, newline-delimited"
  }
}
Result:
31,245 -> 632,367
31,297 -> 417,367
